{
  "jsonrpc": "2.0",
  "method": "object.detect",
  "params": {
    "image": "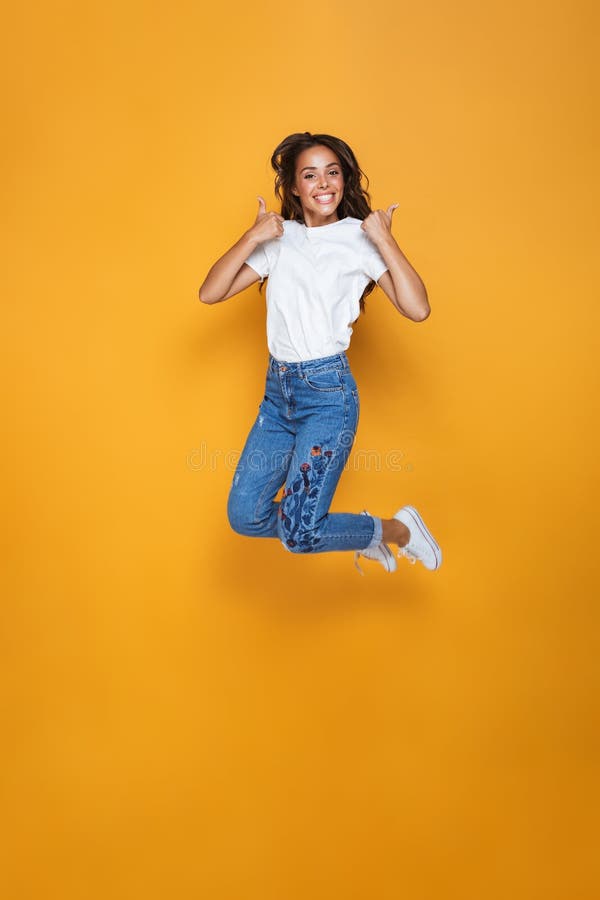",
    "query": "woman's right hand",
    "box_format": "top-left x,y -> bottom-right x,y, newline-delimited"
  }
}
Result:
245,196 -> 284,244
